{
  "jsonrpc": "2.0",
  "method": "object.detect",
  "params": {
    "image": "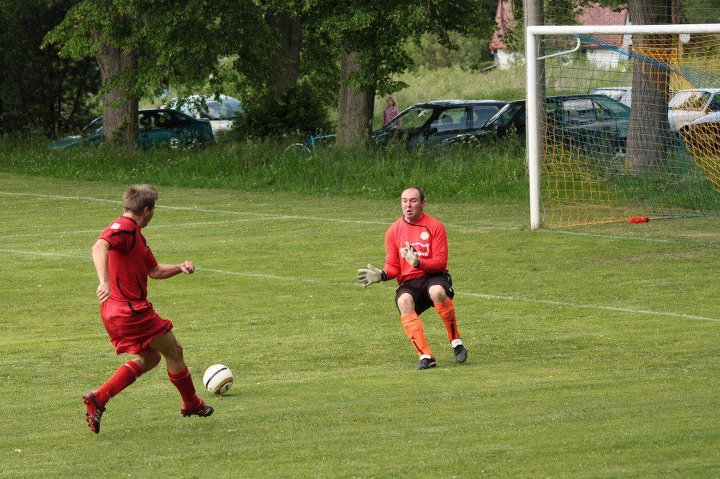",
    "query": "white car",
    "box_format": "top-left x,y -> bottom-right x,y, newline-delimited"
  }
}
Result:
668,88 -> 720,131
591,86 -> 632,107
163,94 -> 243,135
